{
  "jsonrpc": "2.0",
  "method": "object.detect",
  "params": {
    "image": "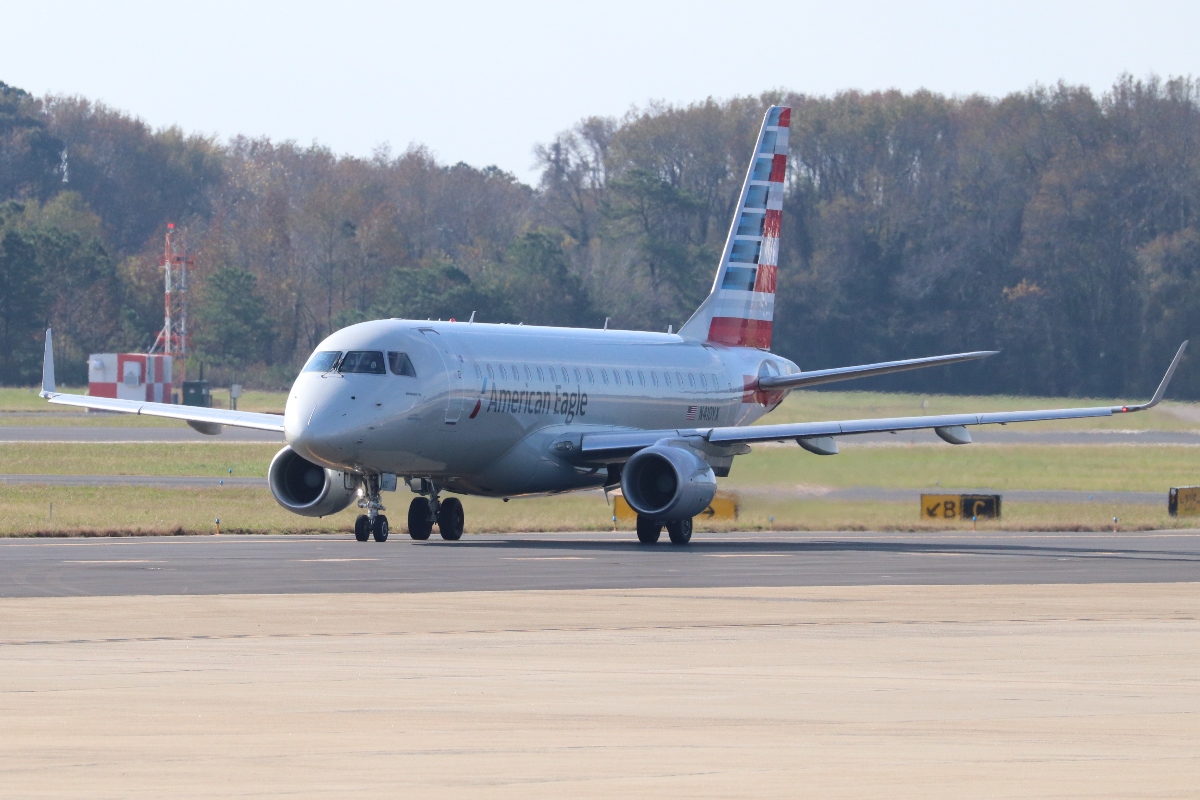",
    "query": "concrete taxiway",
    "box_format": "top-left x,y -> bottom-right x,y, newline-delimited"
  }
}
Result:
2,530 -> 1199,597
2,582 -> 1198,798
